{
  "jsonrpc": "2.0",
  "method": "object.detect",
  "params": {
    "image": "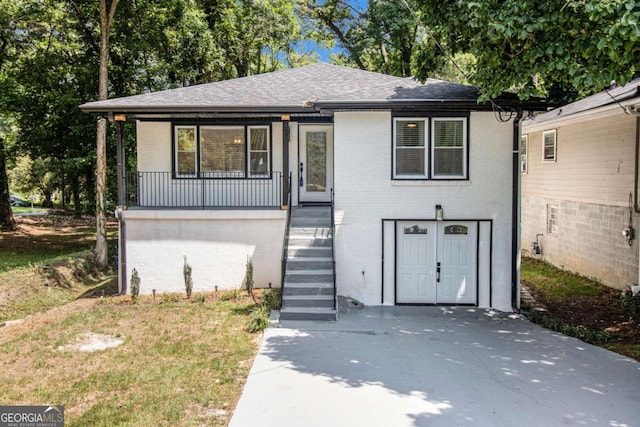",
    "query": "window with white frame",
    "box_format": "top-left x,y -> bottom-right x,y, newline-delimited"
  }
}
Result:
175,126 -> 197,176
547,204 -> 559,234
174,124 -> 270,178
542,129 -> 557,162
432,118 -> 466,178
394,118 -> 427,177
520,134 -> 528,173
248,126 -> 270,175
